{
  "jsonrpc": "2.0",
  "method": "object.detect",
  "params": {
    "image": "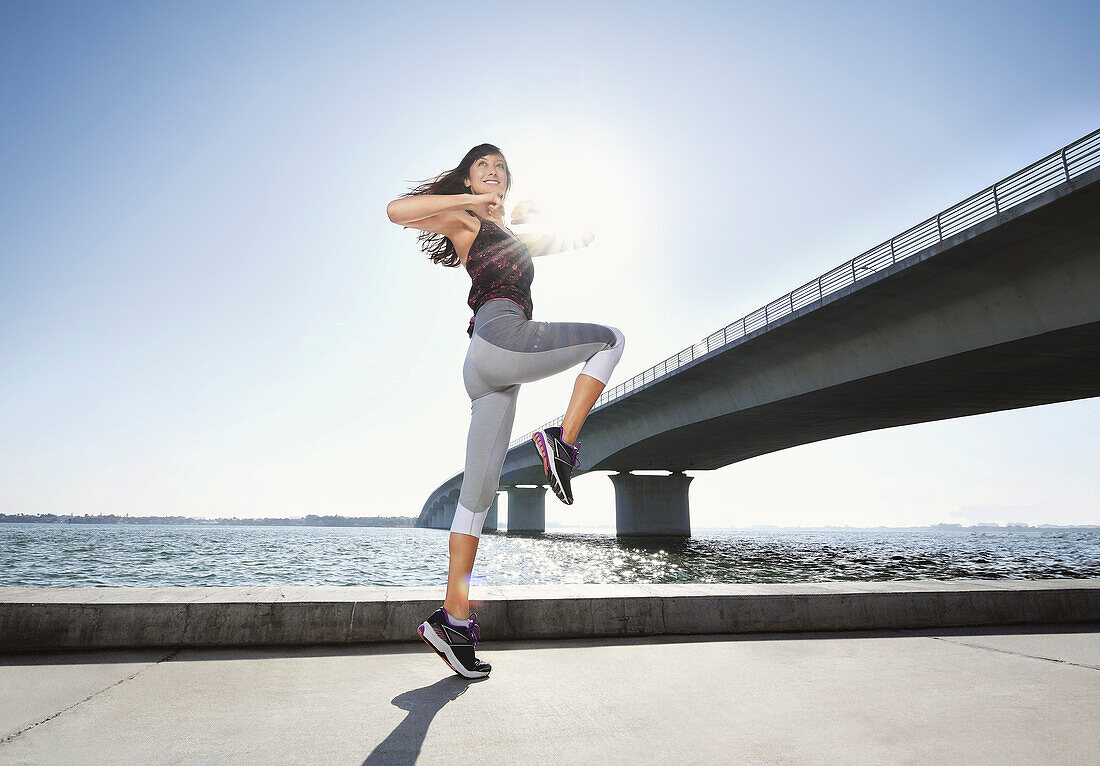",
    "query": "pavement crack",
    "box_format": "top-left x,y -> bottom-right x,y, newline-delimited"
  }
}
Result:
0,649 -> 181,747
930,637 -> 1099,671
